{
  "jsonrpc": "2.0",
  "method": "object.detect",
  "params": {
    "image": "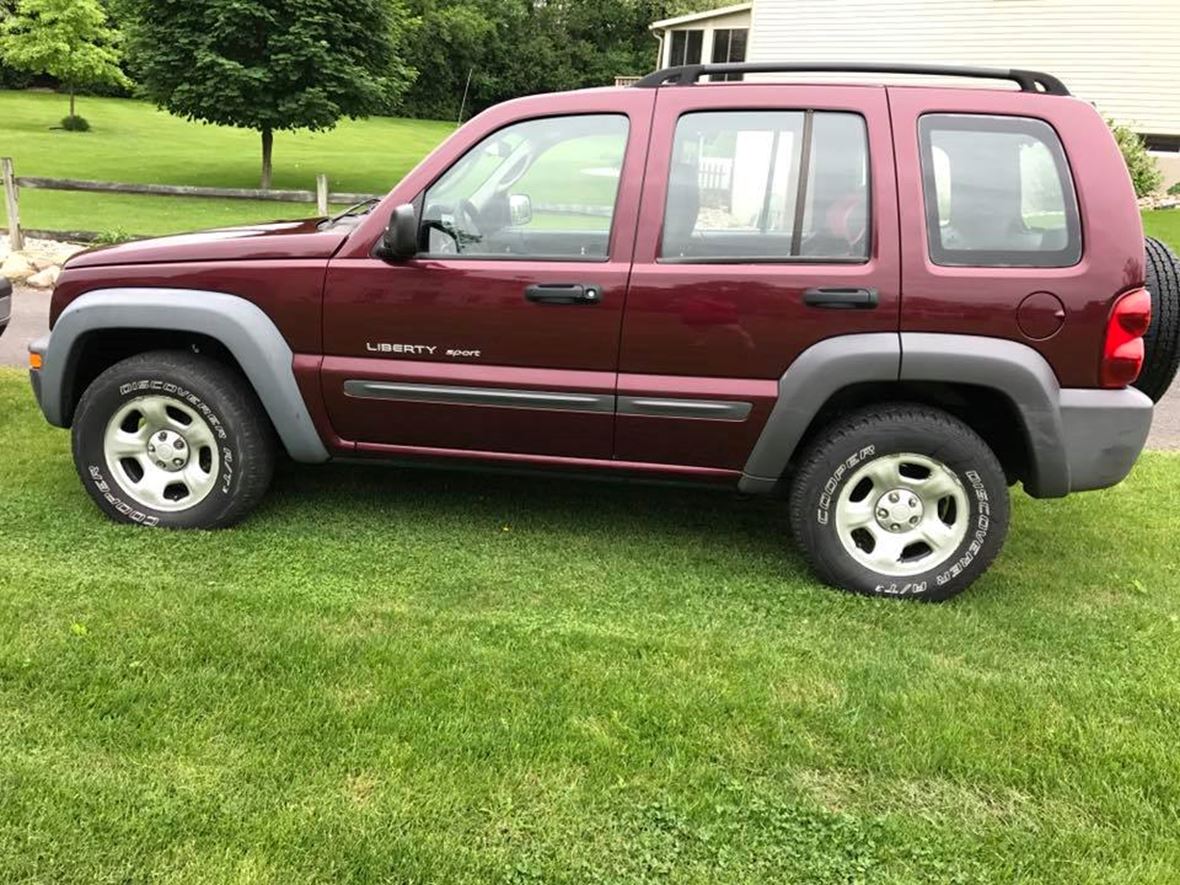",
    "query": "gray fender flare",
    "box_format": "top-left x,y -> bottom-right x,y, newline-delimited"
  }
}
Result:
898,332 -> 1066,496
740,333 -> 900,493
738,331 -> 1142,498
38,288 -> 329,463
